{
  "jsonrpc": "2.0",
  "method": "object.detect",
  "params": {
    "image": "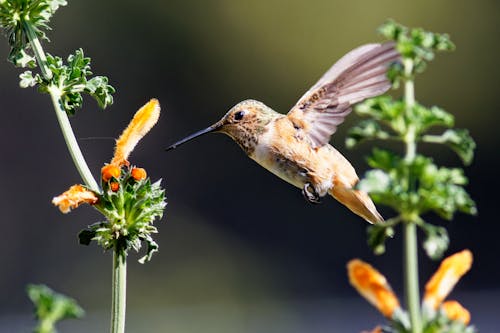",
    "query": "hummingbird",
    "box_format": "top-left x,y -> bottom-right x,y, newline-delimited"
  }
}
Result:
166,42 -> 400,224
